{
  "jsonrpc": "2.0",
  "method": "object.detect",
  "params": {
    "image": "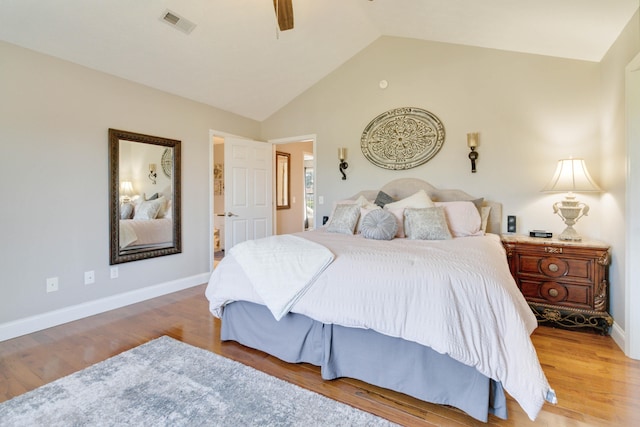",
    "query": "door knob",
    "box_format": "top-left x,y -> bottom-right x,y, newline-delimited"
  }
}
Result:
226,212 -> 238,217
